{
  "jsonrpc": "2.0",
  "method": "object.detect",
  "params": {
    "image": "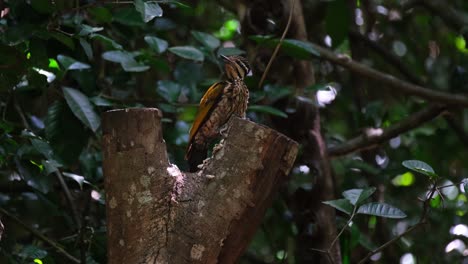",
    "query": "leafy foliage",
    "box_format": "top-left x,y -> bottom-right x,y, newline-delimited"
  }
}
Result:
1,0 -> 467,264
